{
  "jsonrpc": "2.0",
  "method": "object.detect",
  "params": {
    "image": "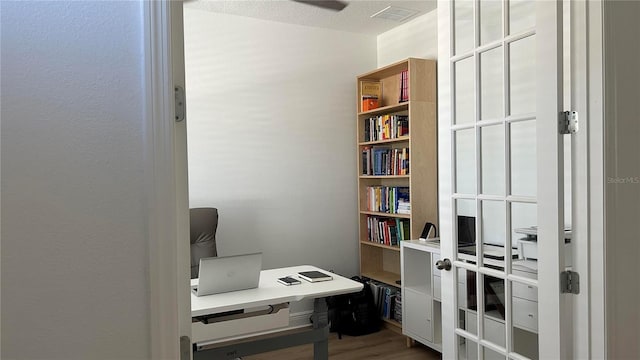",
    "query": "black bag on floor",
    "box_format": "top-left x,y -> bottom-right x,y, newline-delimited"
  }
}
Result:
327,276 -> 380,339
